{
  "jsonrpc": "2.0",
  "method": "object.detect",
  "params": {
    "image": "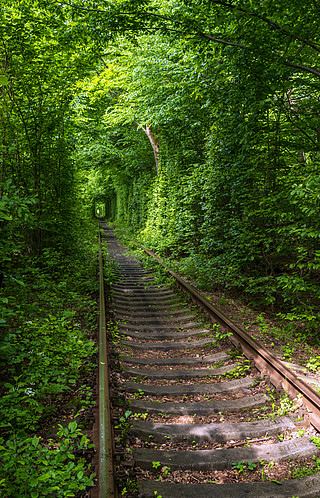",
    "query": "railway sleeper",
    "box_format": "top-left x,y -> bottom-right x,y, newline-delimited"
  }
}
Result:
119,329 -> 214,341
133,436 -> 318,471
130,416 -> 297,443
121,352 -> 230,365
138,475 -> 320,498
